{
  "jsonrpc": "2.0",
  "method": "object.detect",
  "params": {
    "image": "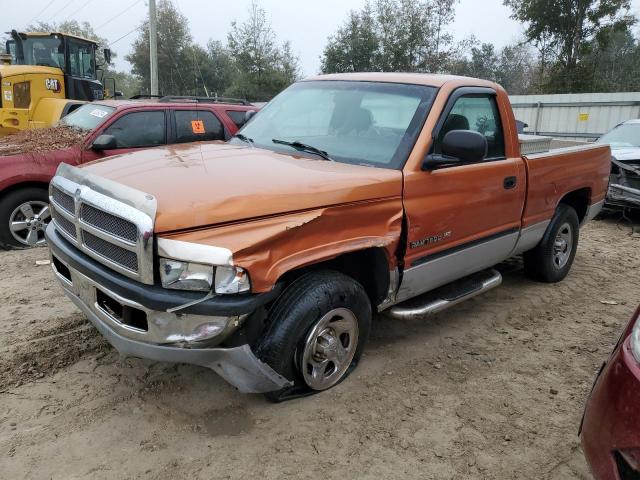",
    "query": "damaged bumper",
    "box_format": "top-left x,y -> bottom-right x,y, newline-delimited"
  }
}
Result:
45,224 -> 291,394
608,159 -> 640,208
